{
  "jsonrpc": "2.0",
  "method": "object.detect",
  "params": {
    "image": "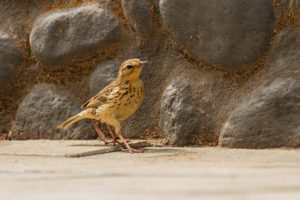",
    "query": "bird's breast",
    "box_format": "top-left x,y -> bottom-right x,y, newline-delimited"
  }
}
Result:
115,83 -> 144,121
